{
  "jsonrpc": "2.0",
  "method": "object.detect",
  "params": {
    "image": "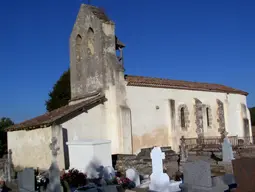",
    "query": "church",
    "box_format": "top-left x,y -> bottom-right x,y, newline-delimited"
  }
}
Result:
6,4 -> 252,170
